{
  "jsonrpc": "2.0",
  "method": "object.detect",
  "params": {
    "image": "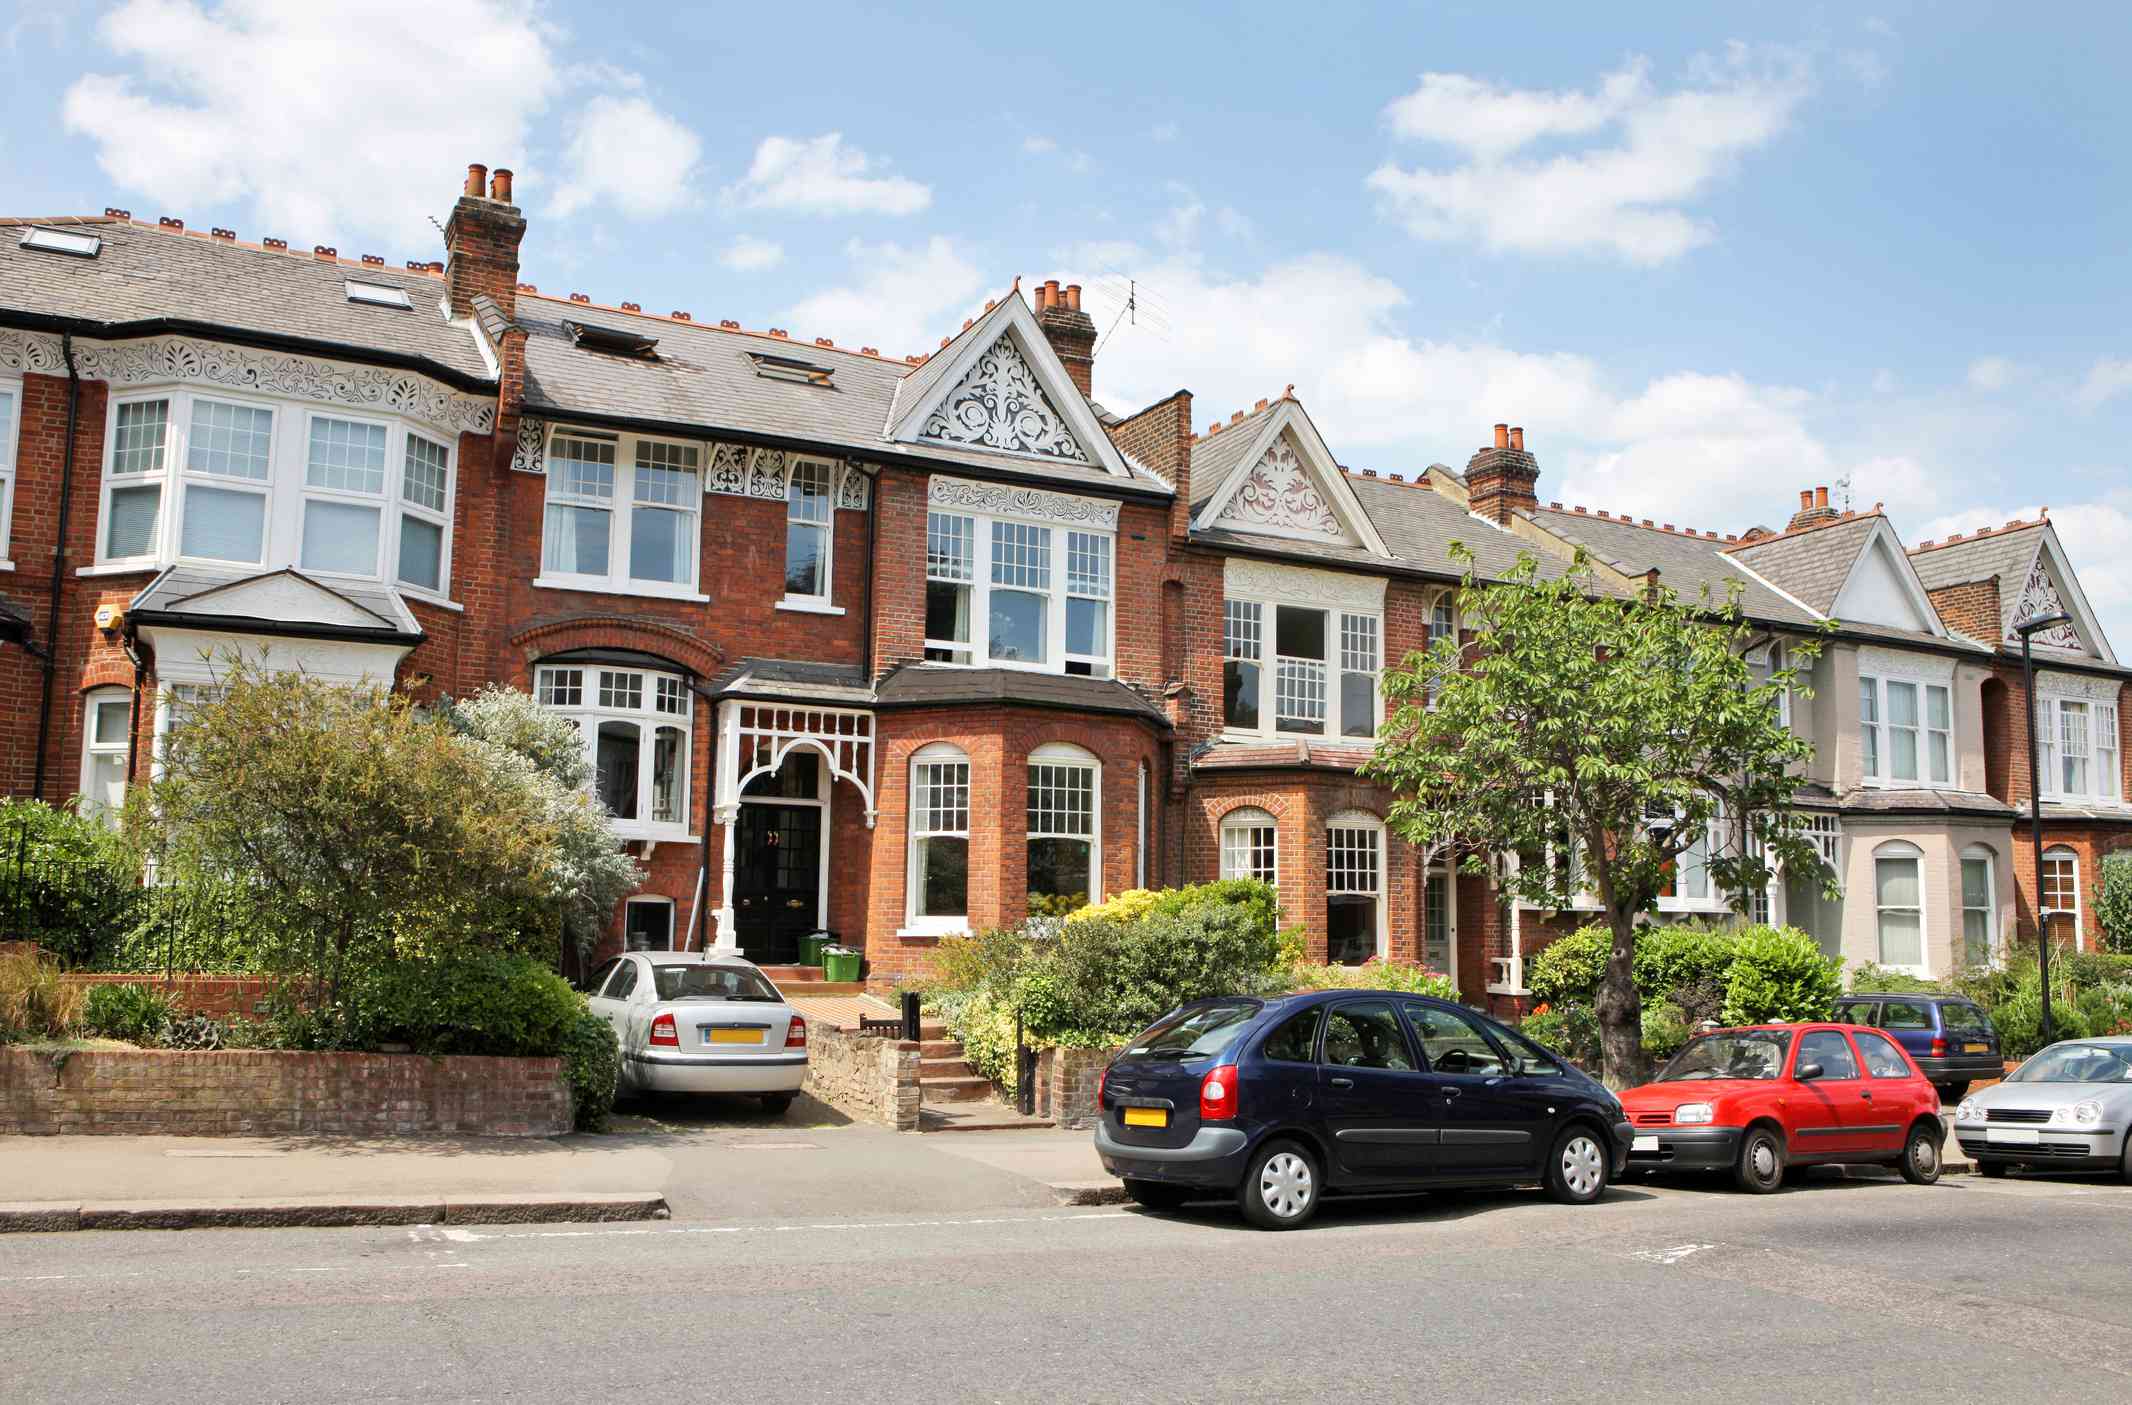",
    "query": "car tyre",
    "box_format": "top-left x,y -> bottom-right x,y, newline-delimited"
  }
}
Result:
1936,1081 -> 1970,1104
2120,1133 -> 2132,1186
1734,1125 -> 1786,1194
1978,1159 -> 2008,1179
1239,1139 -> 1320,1230
1544,1125 -> 1612,1205
1898,1120 -> 1942,1185
759,1093 -> 796,1117
1123,1179 -> 1192,1211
